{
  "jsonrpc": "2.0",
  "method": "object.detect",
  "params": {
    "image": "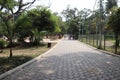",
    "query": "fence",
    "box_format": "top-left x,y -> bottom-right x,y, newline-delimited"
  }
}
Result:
79,34 -> 120,54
